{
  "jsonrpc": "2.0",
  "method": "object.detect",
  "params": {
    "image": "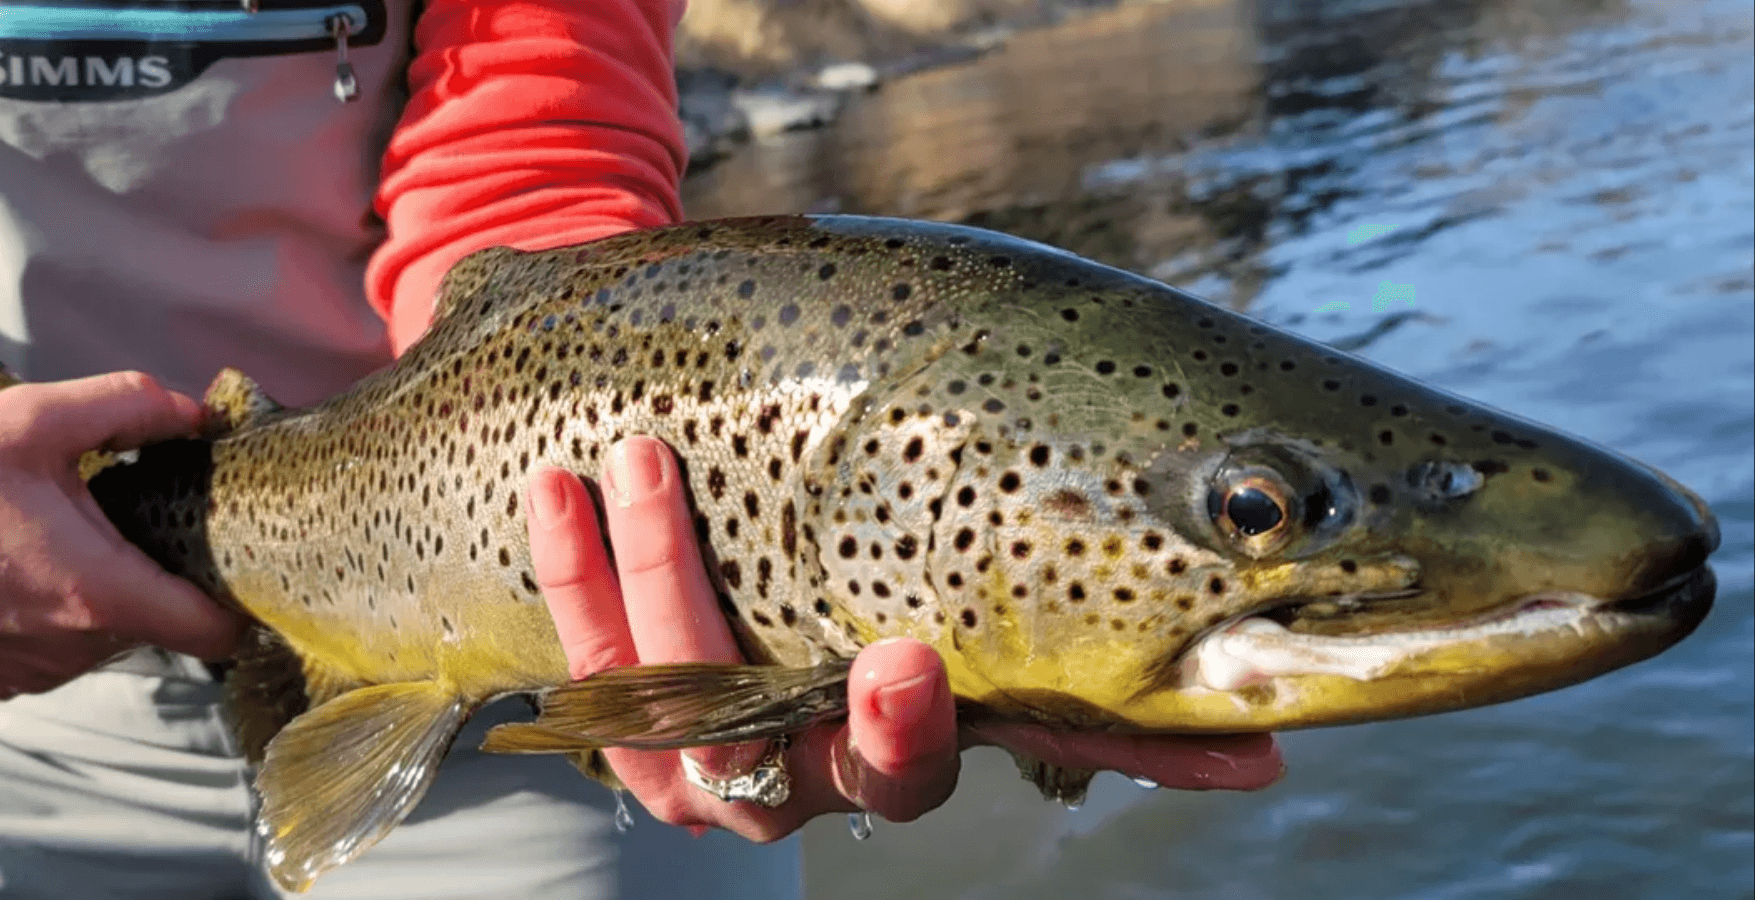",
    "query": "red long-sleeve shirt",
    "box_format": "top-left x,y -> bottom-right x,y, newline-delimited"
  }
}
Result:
370,0 -> 688,354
